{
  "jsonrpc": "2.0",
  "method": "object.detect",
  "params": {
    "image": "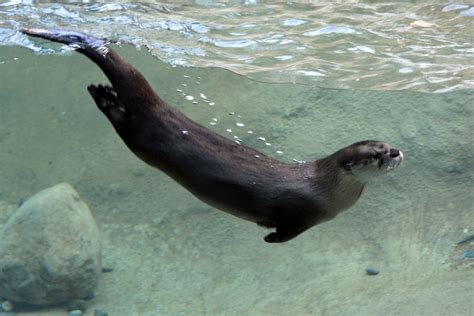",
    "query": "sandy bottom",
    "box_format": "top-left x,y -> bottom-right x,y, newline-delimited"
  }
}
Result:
0,45 -> 472,315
